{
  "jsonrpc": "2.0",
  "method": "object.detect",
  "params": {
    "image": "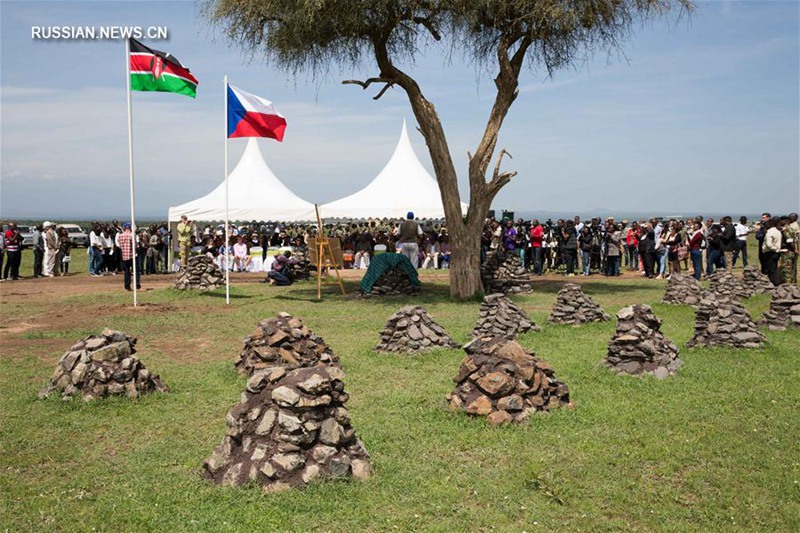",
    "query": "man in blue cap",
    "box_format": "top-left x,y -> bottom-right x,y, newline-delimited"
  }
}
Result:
395,211 -> 423,268
118,222 -> 140,291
